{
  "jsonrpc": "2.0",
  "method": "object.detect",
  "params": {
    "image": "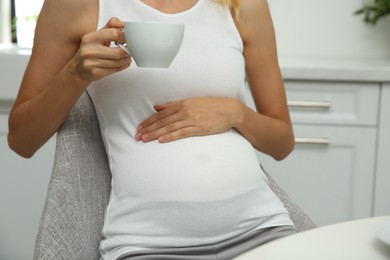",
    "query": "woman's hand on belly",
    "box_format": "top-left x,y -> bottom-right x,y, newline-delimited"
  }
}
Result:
135,97 -> 245,143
